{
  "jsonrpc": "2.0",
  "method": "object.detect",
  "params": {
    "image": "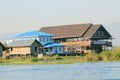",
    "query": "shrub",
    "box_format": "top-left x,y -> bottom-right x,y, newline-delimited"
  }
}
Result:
31,58 -> 39,62
84,52 -> 99,62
